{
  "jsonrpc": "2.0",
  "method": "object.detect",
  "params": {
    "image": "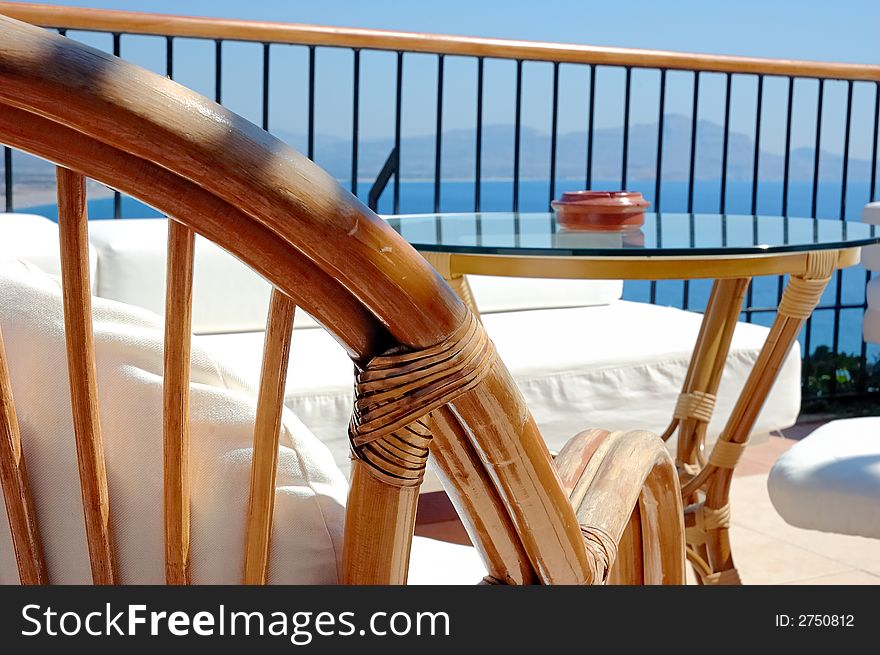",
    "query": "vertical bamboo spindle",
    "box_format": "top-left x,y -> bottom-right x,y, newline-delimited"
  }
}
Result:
56,167 -> 117,584
243,289 -> 296,584
163,218 -> 195,584
0,326 -> 48,583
